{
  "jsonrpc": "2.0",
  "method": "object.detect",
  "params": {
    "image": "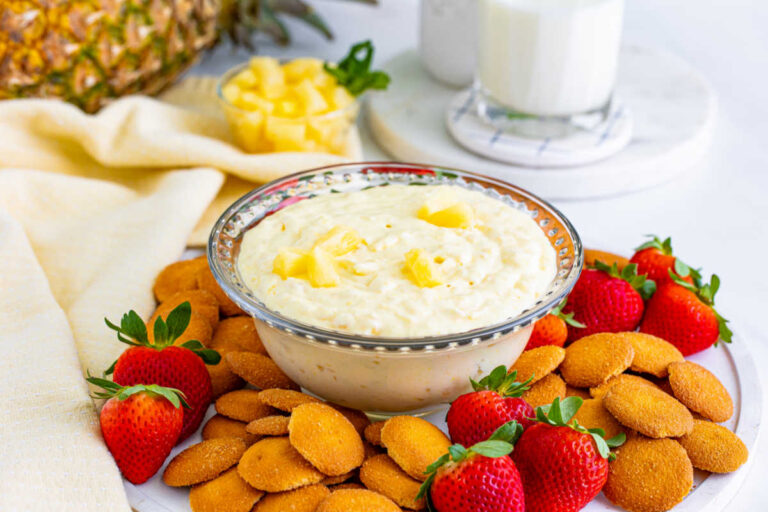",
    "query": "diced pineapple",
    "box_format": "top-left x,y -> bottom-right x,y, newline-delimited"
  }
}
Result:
250,56 -> 286,100
307,247 -> 339,287
265,117 -> 306,151
232,110 -> 266,153
273,248 -> 309,279
232,68 -> 259,89
419,201 -> 474,229
295,79 -> 329,115
275,99 -> 301,117
403,249 -> 443,288
312,70 -> 337,90
314,226 -> 363,256
222,82 -> 241,104
235,91 -> 275,114
328,85 -> 355,110
282,58 -> 324,82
